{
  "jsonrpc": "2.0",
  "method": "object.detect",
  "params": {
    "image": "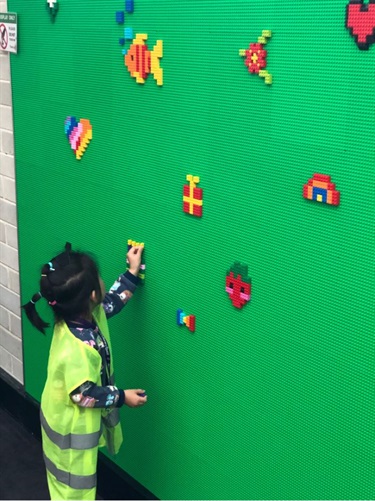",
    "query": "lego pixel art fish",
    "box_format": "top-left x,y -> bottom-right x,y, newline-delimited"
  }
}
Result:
124,33 -> 163,85
226,262 -> 252,309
